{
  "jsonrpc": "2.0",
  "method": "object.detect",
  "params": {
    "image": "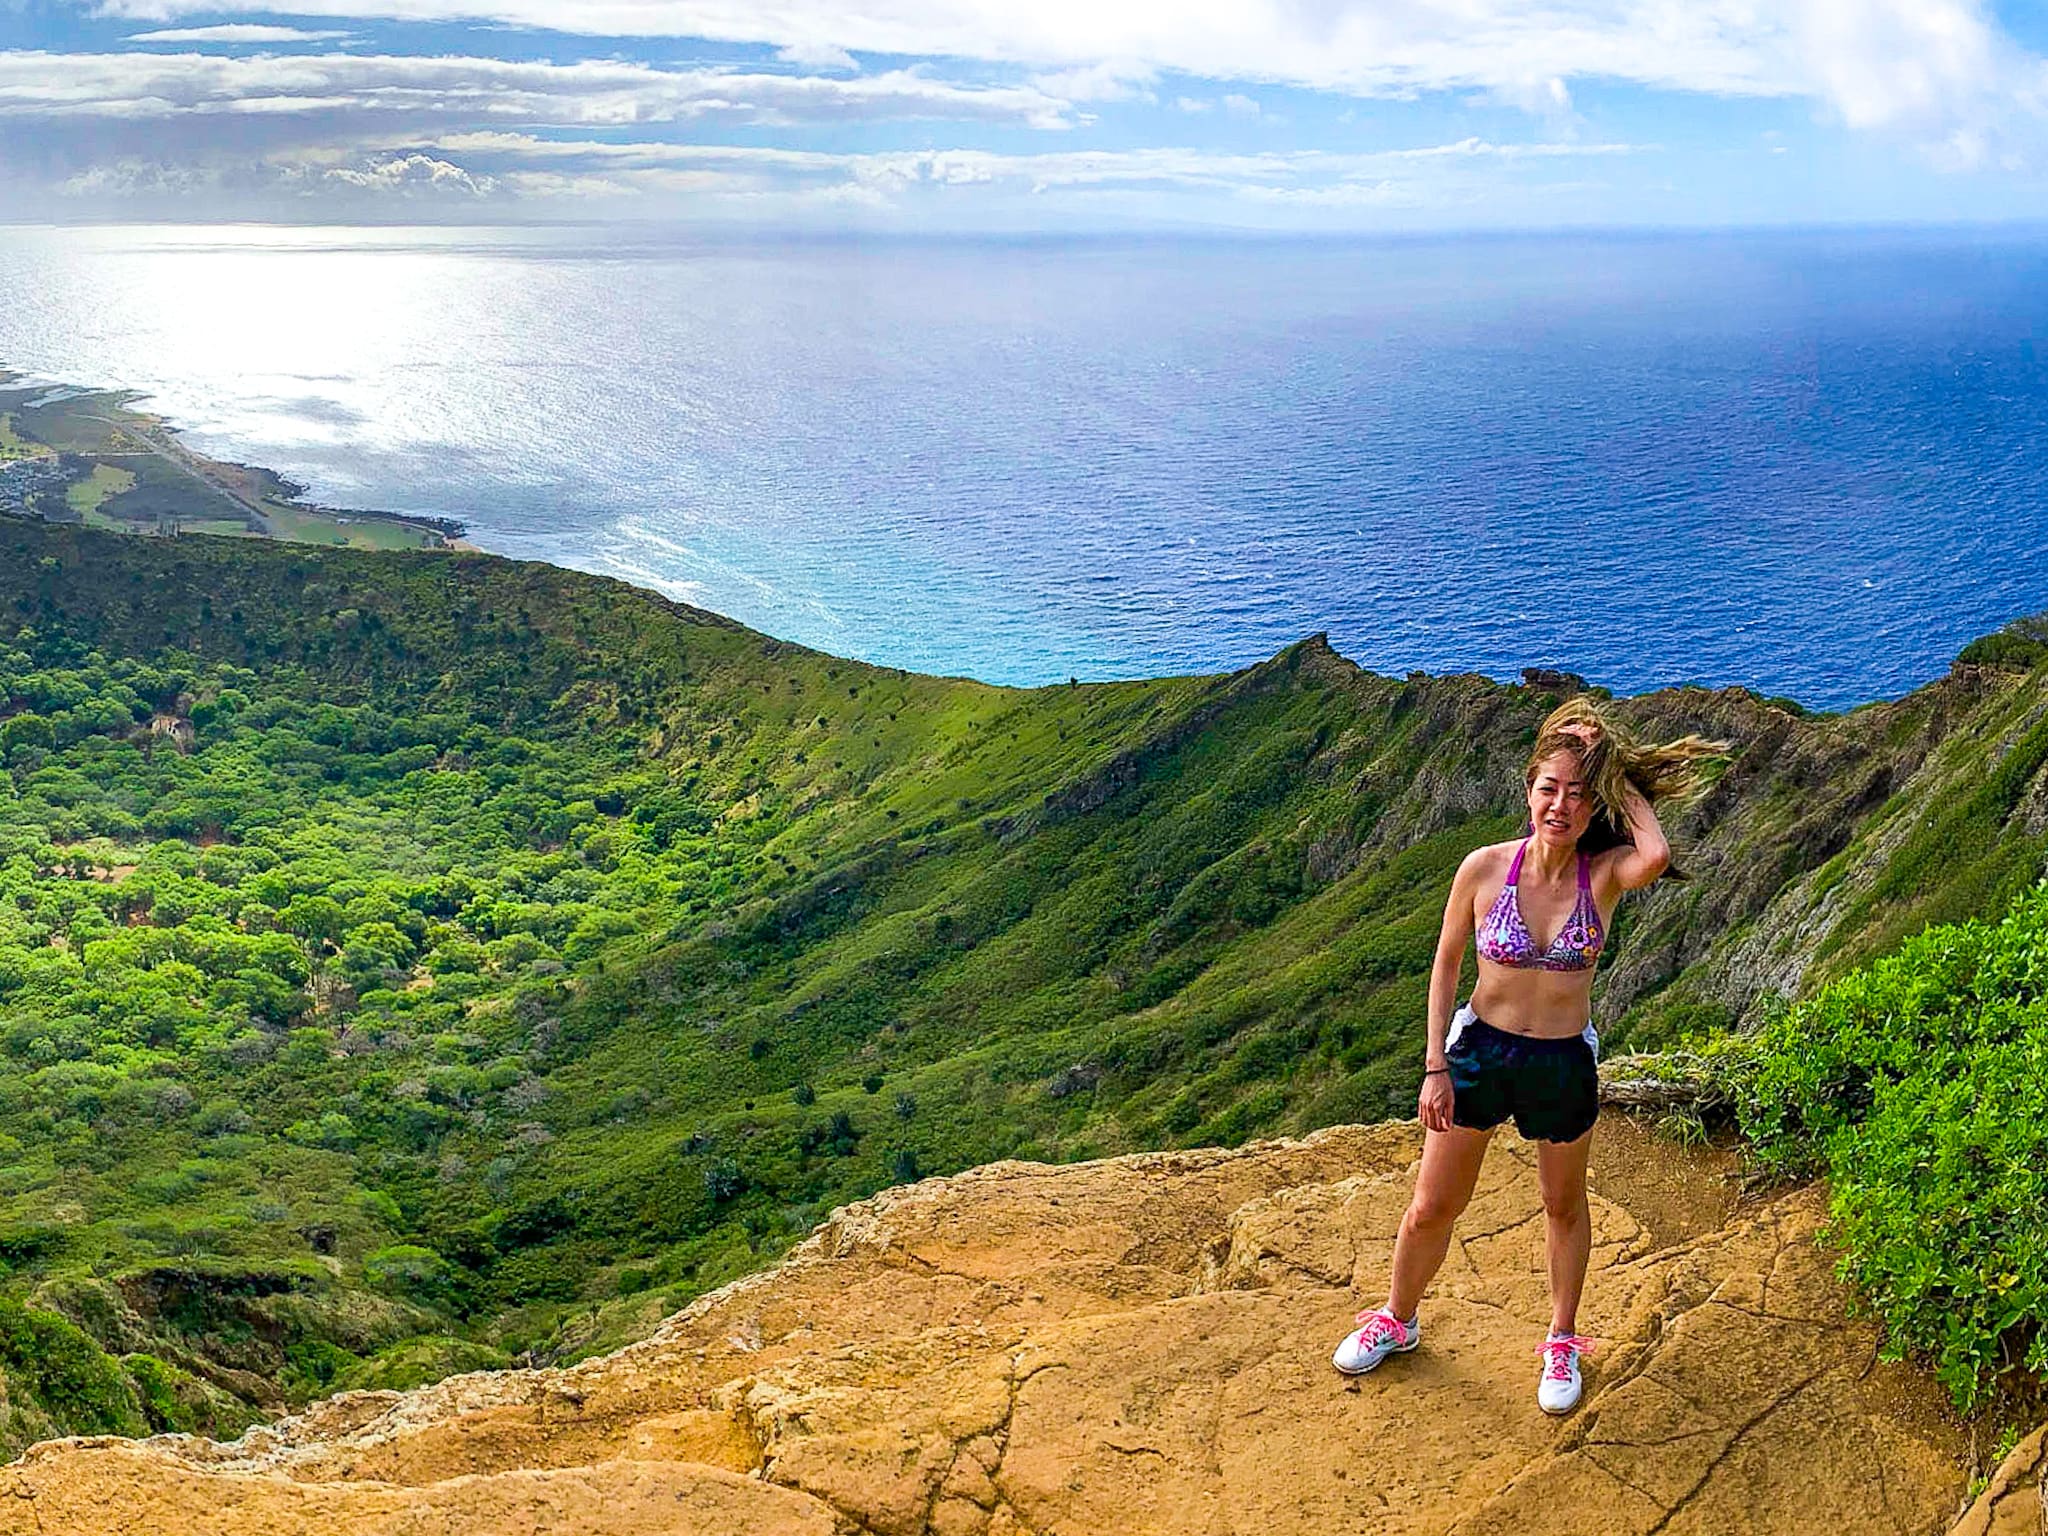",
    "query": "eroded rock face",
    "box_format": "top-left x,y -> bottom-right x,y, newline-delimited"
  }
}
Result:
1951,1426 -> 2048,1535
0,1122 -> 1972,1535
